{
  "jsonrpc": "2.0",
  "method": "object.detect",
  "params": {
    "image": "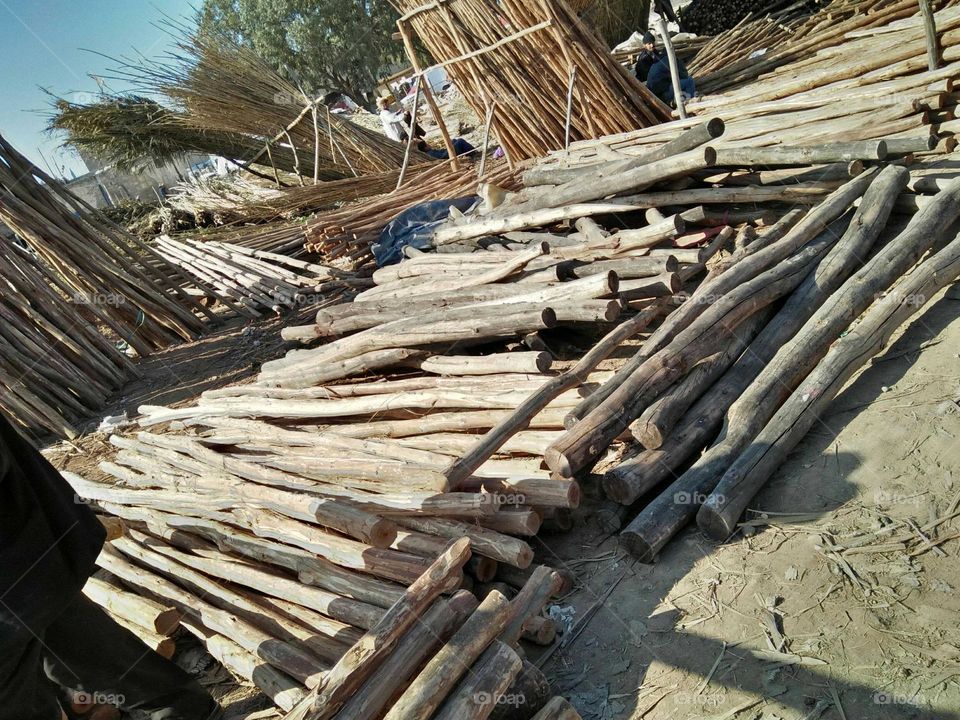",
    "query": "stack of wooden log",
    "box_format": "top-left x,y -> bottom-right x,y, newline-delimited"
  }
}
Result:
151,238 -> 367,317
689,0 -> 960,96
534,11 -> 960,175
0,134 -> 219,356
680,0 -> 822,36
65,459 -> 582,719
390,0 -> 672,163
